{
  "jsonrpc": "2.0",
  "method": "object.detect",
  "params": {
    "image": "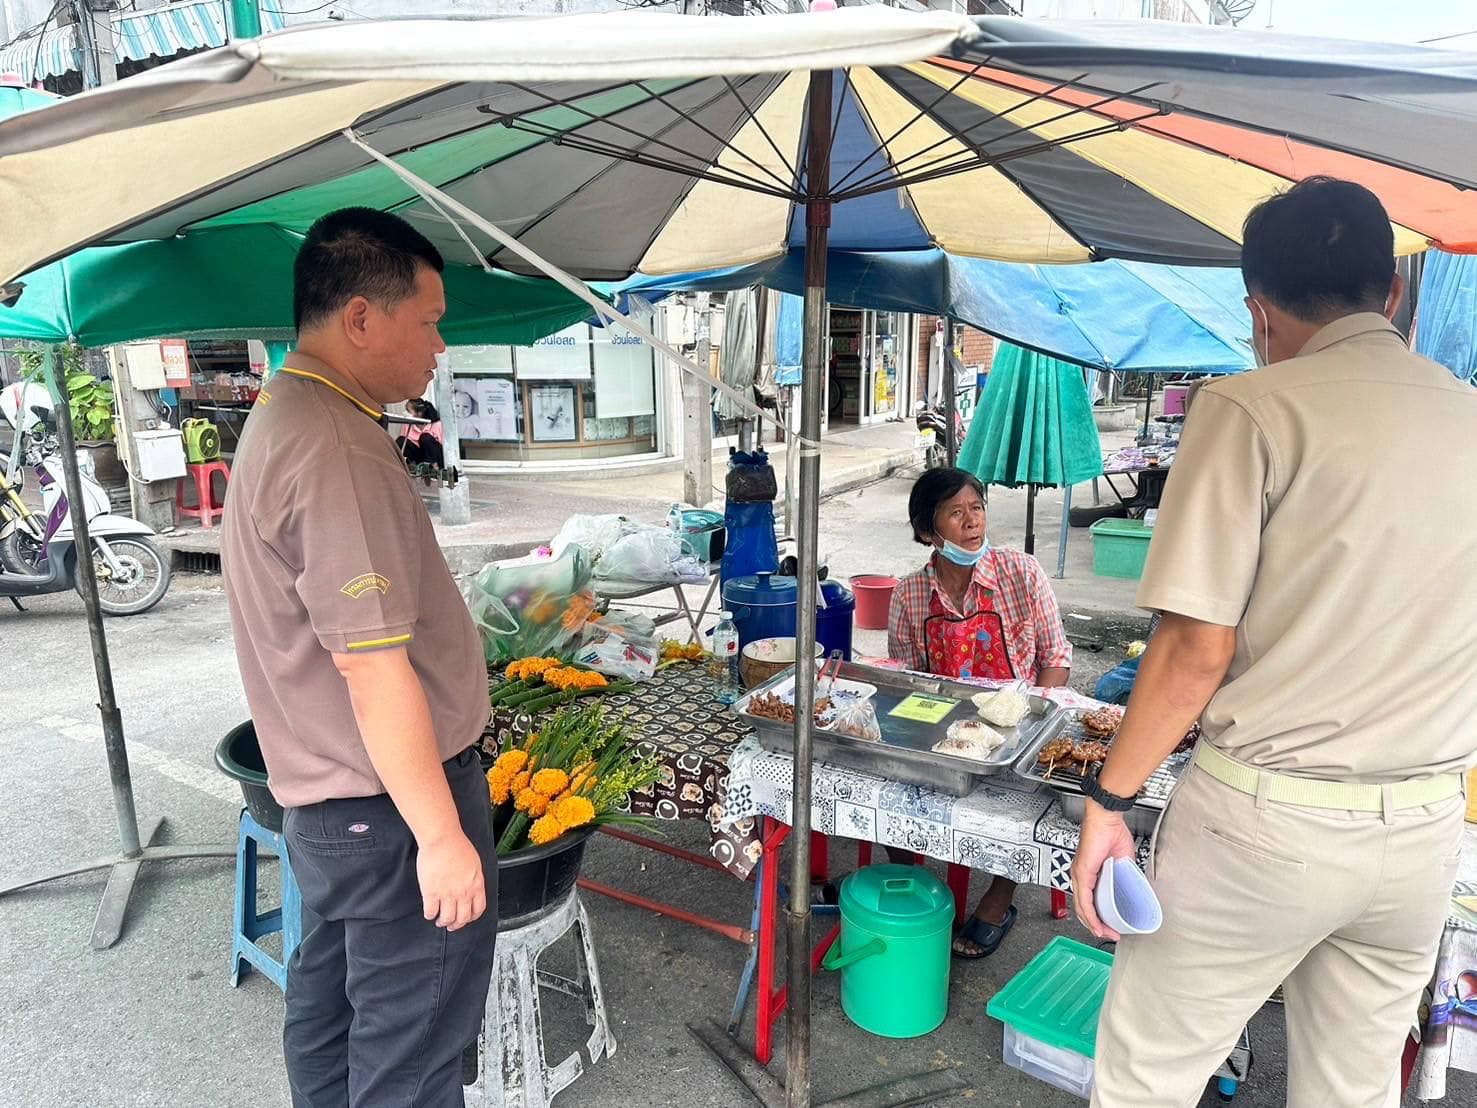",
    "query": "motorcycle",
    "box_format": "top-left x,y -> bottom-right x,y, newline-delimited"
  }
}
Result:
0,403 -> 171,616
914,400 -> 965,470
